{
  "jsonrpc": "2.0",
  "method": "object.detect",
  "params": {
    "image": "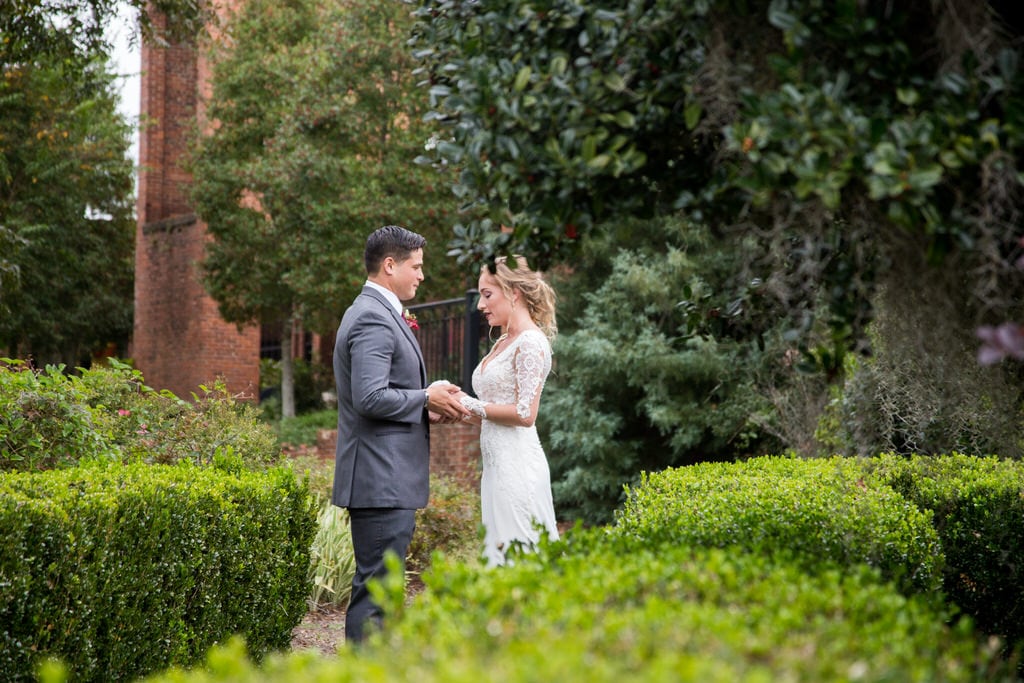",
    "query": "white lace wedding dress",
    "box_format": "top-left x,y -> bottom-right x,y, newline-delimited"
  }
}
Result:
470,329 -> 559,566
